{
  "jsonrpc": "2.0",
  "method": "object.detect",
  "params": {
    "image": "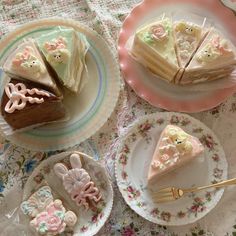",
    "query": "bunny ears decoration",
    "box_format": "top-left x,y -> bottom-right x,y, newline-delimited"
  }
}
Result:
44,36 -> 67,52
54,153 -> 102,211
20,186 -> 77,236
